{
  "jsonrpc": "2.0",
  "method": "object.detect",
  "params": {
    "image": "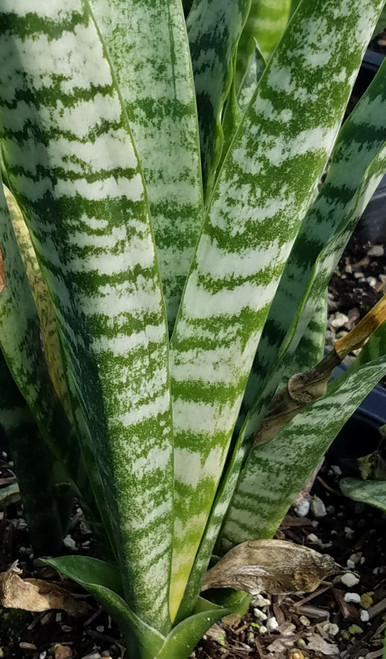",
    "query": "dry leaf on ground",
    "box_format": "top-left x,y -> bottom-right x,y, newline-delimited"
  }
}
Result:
0,567 -> 92,616
202,539 -> 338,594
